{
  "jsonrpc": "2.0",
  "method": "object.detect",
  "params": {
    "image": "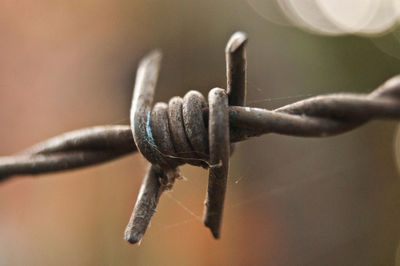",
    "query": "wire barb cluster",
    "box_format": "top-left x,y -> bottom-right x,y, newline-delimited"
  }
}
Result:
1,32 -> 400,244
125,32 -> 247,242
